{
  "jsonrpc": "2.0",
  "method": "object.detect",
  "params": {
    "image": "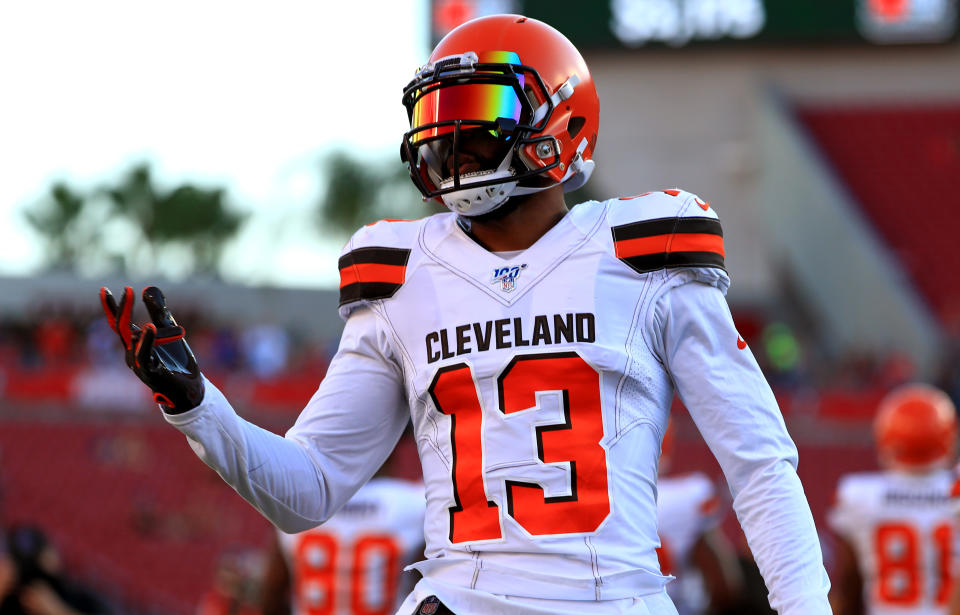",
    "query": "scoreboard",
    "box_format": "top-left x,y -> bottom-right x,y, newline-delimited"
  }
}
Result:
430,0 -> 959,47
